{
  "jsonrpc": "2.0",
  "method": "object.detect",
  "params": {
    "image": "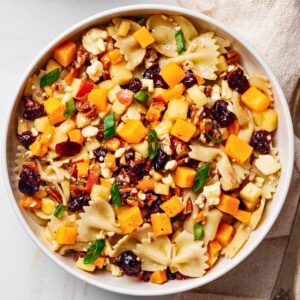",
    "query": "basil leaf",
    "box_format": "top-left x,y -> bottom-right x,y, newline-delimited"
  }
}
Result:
110,182 -> 121,208
53,204 -> 66,218
205,122 -> 223,143
83,240 -> 105,264
175,30 -> 186,54
64,98 -> 76,119
148,130 -> 158,159
104,114 -> 115,140
40,68 -> 60,88
192,165 -> 209,193
136,17 -> 145,26
193,223 -> 204,241
134,91 -> 149,103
